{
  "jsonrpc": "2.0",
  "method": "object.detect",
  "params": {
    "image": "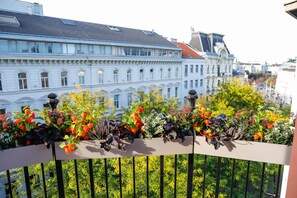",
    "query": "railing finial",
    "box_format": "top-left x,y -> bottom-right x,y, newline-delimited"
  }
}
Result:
186,89 -> 198,111
48,93 -> 59,111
